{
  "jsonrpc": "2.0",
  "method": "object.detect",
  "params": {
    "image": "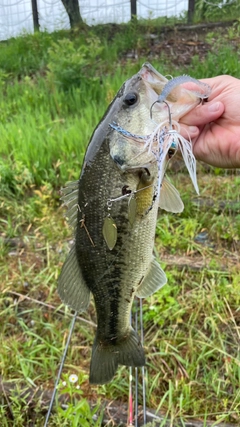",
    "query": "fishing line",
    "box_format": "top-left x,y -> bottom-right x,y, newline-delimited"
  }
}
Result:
44,311 -> 78,426
128,366 -> 134,426
135,298 -> 139,427
128,308 -> 134,426
135,365 -> 138,427
128,297 -> 147,427
107,182 -> 154,205
140,297 -> 147,425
